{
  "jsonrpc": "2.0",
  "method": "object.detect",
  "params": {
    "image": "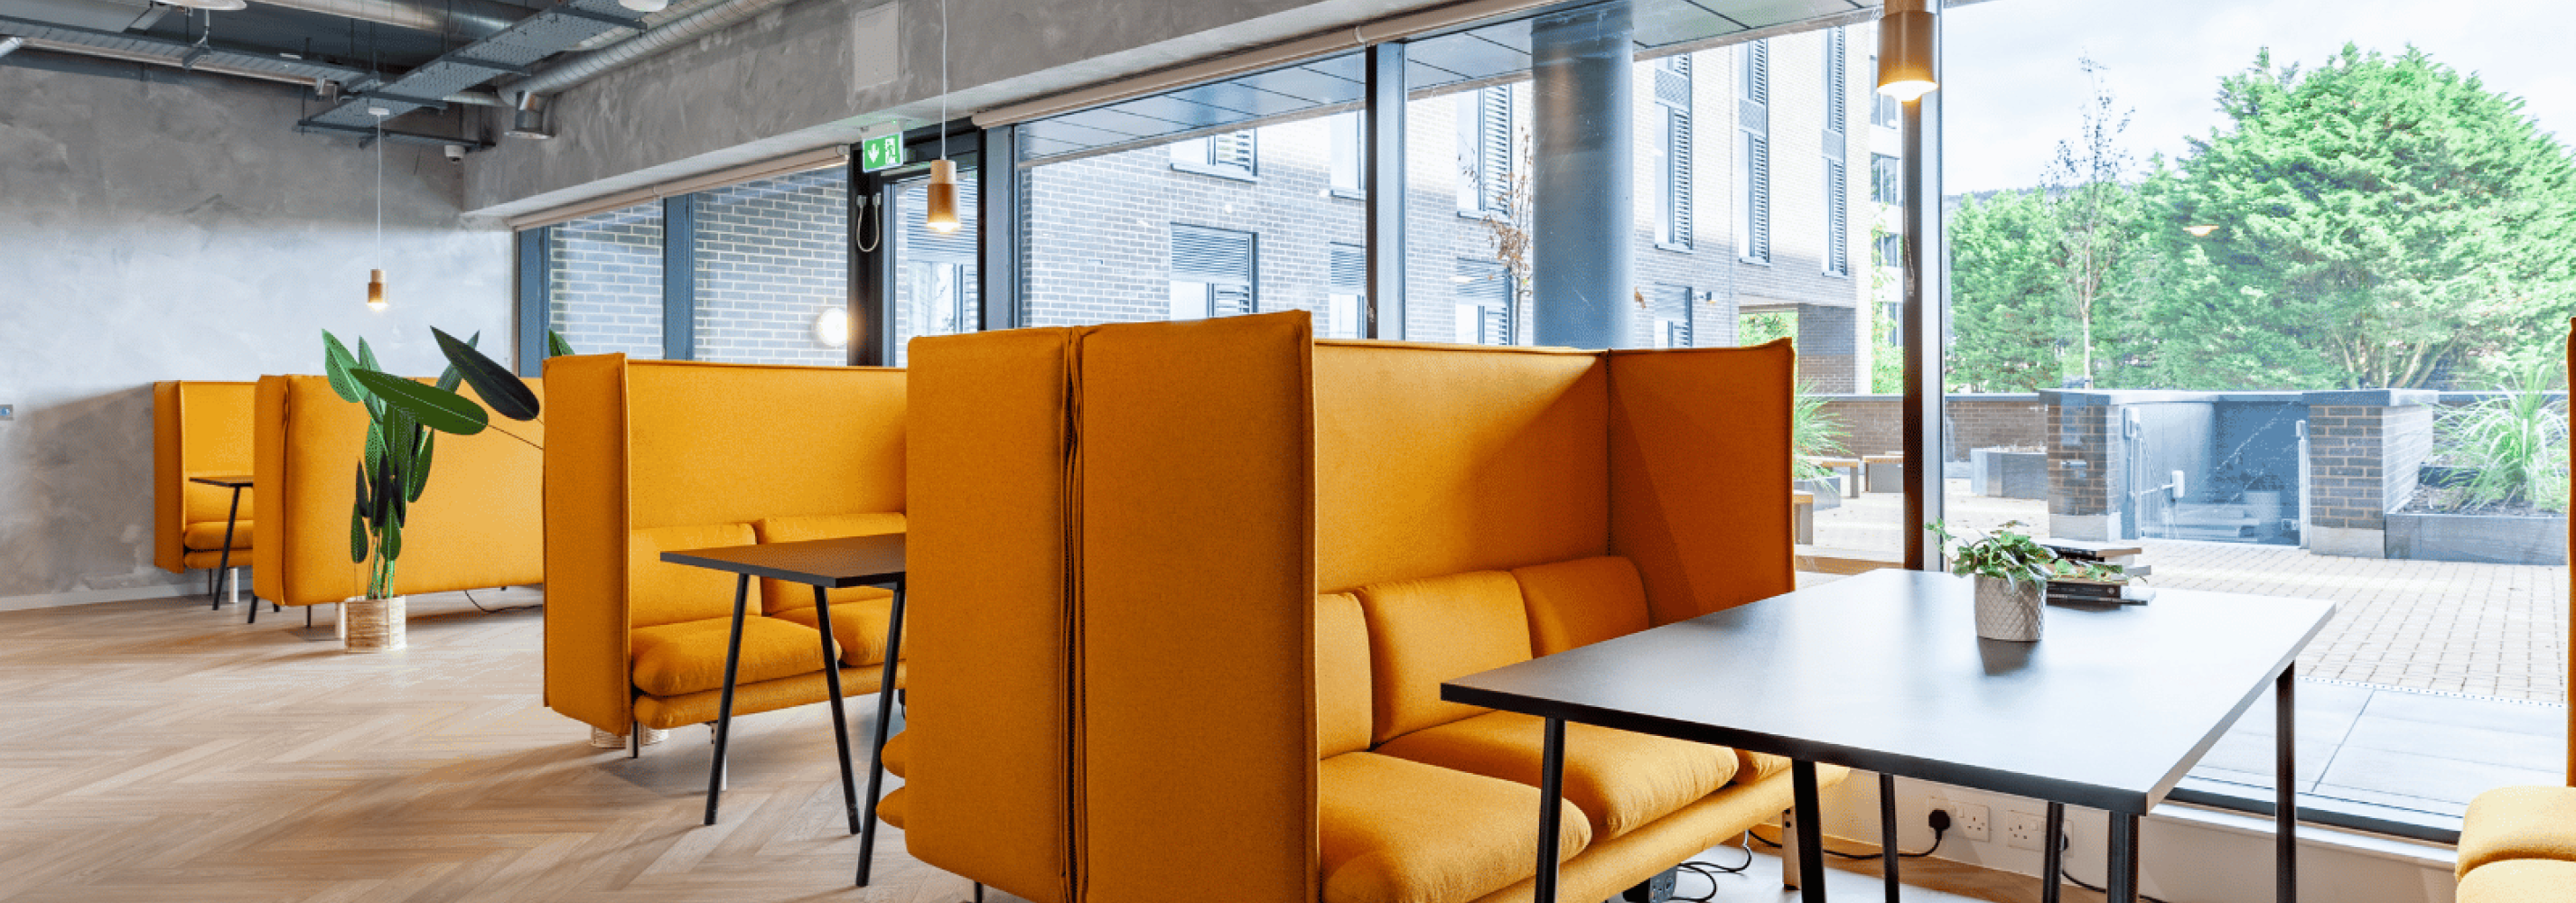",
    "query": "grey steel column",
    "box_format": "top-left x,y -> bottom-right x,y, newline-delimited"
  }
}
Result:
1899,2 -> 1947,571
1365,42 -> 1409,340
1528,1 -> 1634,349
